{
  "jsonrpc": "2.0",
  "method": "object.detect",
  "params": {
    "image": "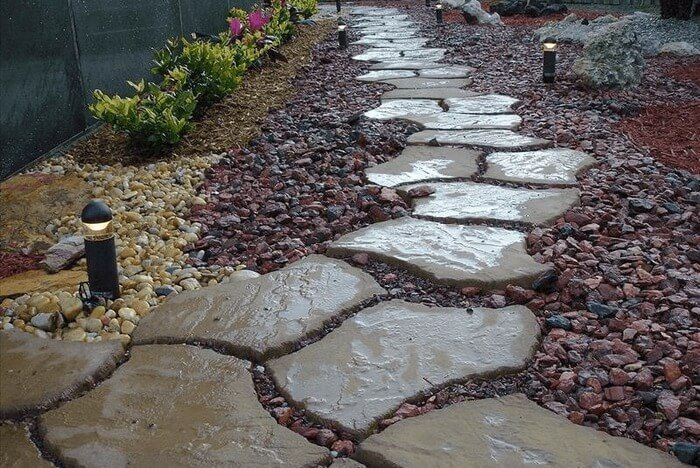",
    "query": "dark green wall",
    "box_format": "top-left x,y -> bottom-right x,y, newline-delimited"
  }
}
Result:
0,0 -> 256,180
